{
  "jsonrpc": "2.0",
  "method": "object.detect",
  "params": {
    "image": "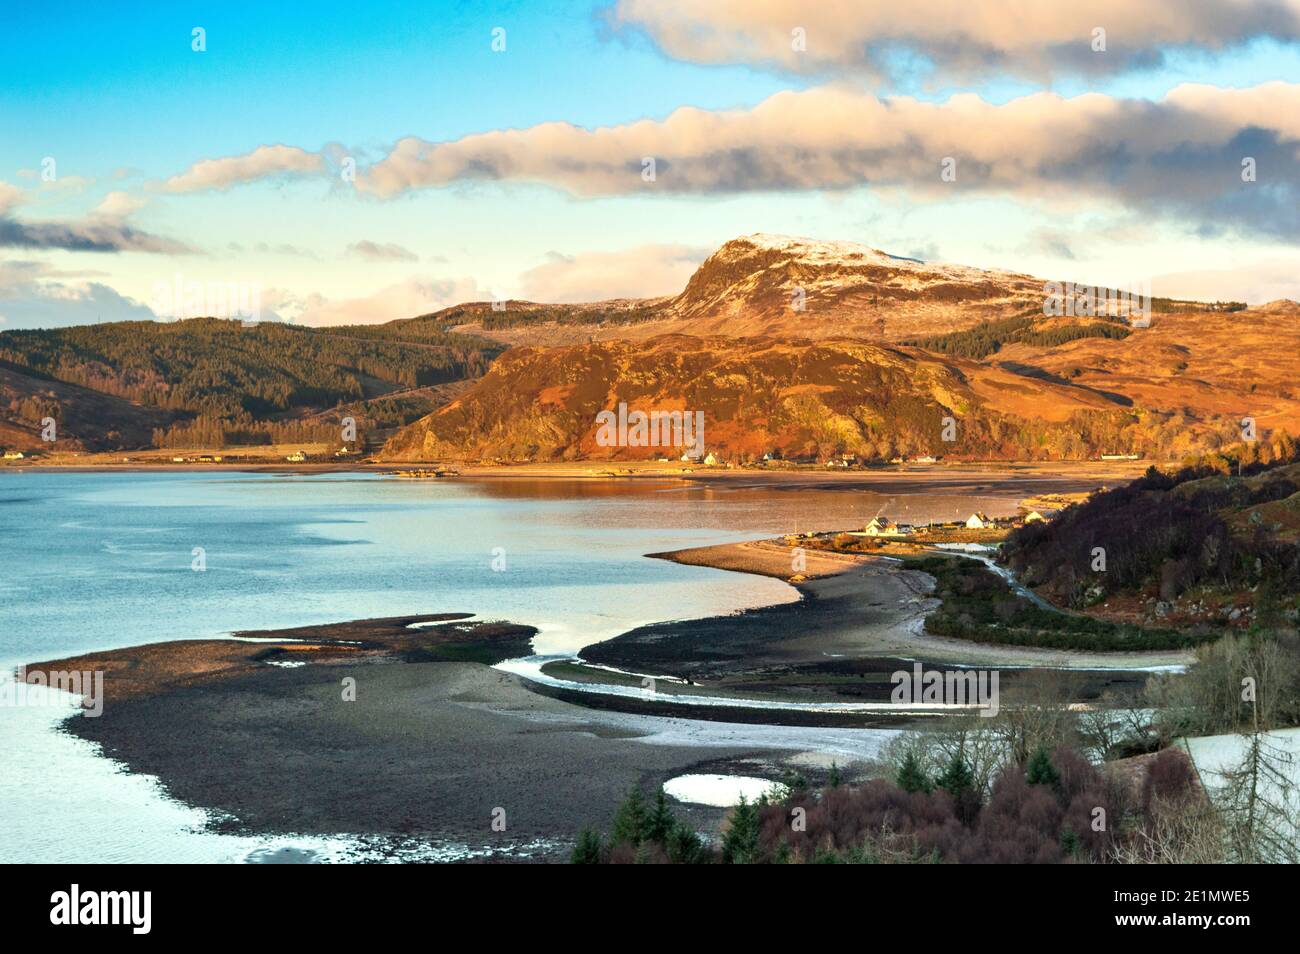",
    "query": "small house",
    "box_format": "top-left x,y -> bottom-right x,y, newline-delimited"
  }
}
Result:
286,451 -> 306,462
864,516 -> 894,536
965,512 -> 990,529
